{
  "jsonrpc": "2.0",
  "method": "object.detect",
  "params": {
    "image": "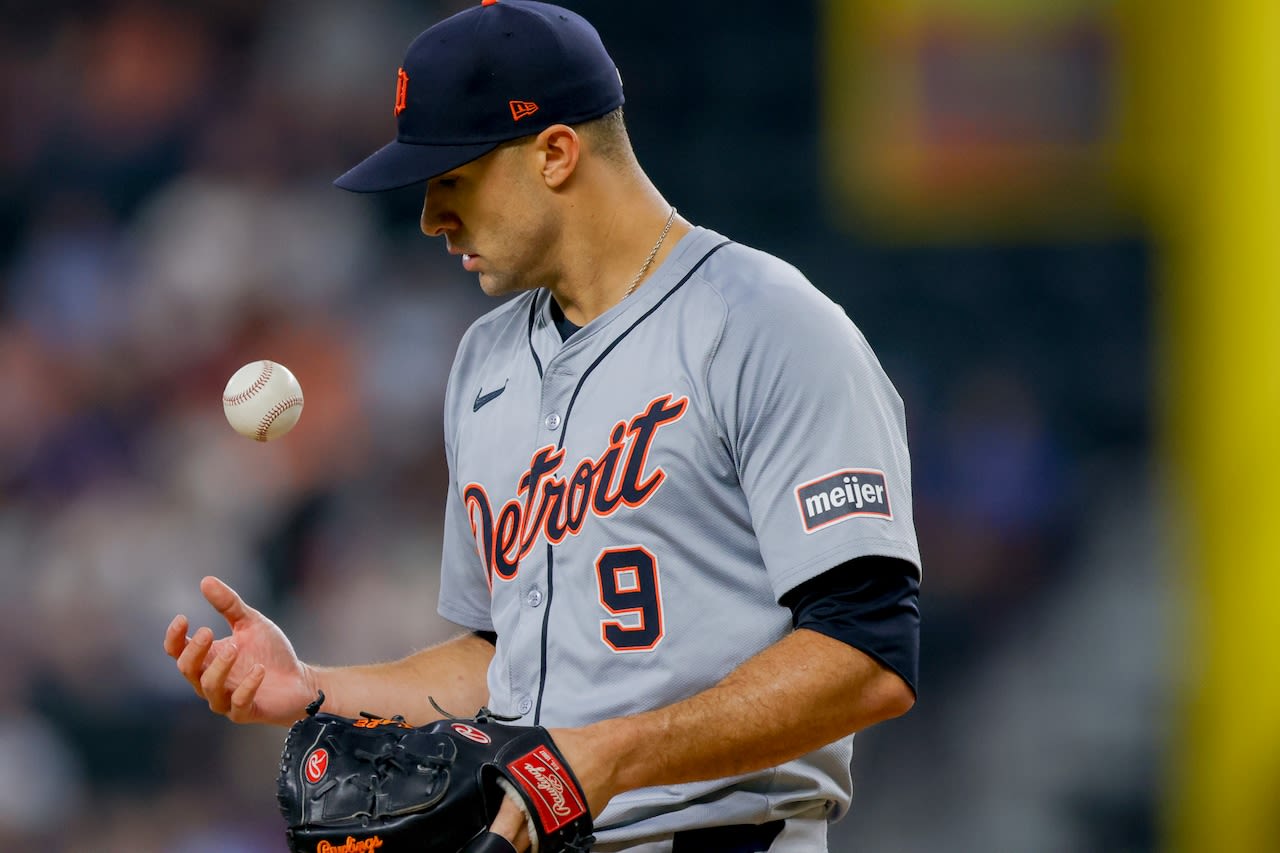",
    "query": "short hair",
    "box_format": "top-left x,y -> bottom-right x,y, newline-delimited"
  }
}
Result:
574,107 -> 633,166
